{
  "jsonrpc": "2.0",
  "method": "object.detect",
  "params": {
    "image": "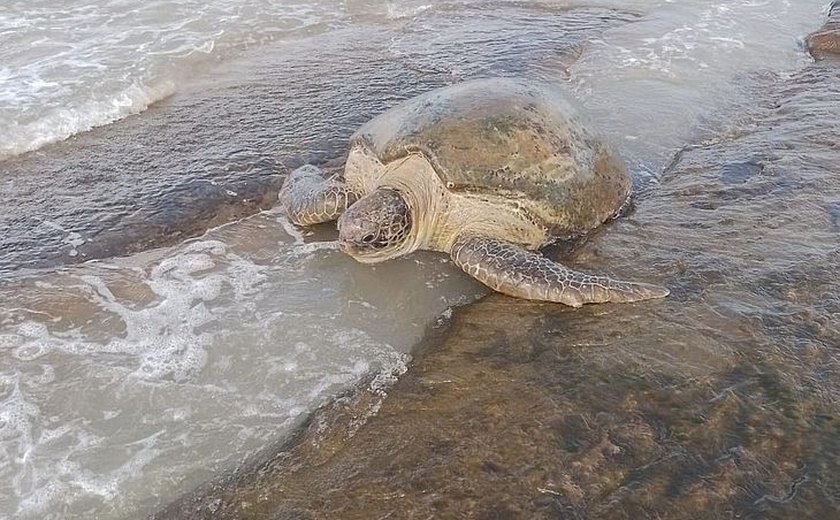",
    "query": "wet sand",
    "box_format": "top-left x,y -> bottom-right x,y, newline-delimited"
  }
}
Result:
1,6 -> 657,518
154,30 -> 840,520
0,4 -> 633,276
3,2 -> 836,518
